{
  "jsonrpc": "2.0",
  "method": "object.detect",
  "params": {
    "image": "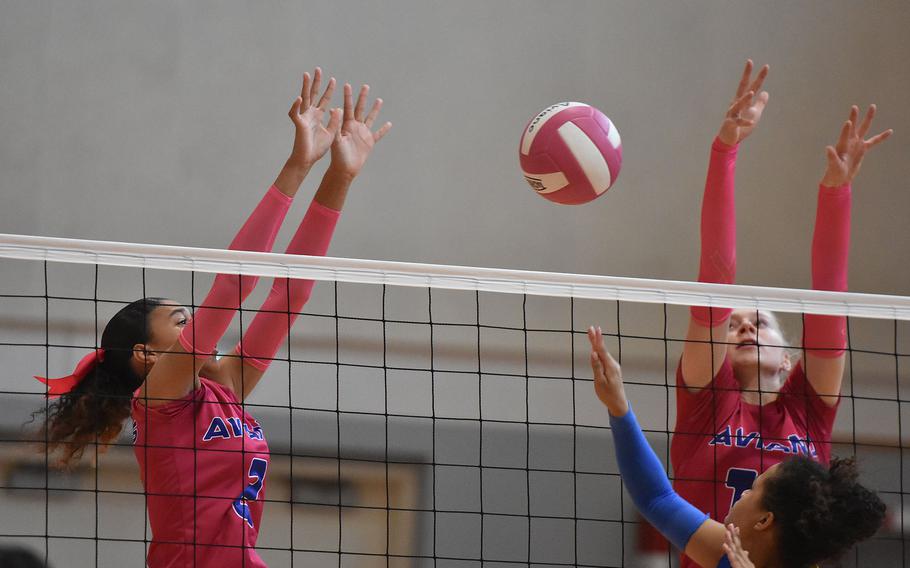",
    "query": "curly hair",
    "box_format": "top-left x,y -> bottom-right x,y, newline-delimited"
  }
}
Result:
31,298 -> 165,467
762,456 -> 886,568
